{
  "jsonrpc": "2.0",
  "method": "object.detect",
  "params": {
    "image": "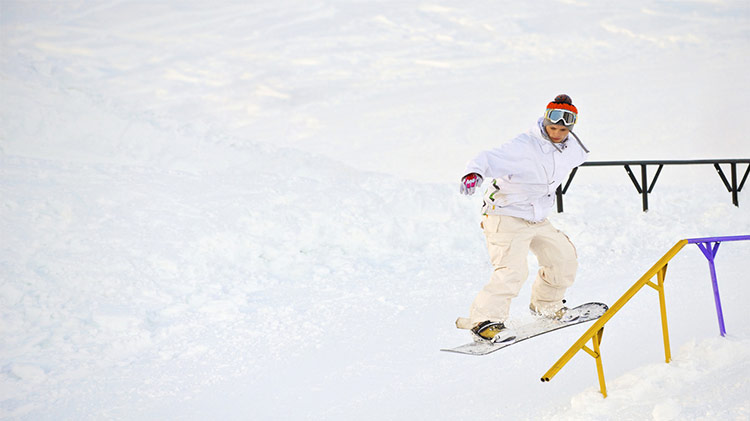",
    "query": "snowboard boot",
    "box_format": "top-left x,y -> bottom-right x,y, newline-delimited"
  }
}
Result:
471,320 -> 516,343
529,302 -> 571,321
